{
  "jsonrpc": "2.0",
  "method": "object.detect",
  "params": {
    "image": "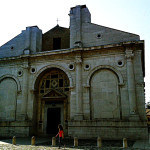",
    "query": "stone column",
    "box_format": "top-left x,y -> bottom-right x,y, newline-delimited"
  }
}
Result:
64,101 -> 67,121
37,97 -> 41,122
125,49 -> 138,117
69,86 -> 76,119
74,55 -> 83,120
41,101 -> 45,132
135,50 -> 146,120
21,61 -> 29,120
37,97 -> 41,133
